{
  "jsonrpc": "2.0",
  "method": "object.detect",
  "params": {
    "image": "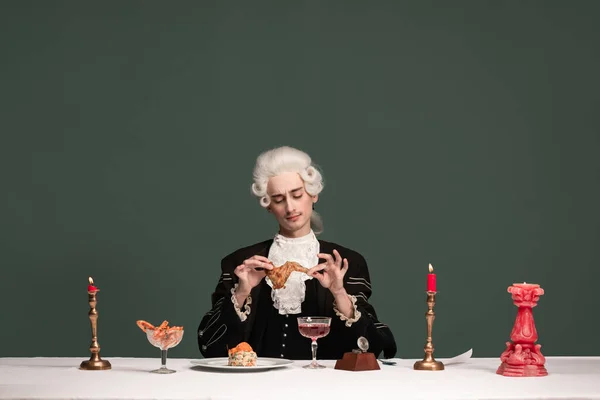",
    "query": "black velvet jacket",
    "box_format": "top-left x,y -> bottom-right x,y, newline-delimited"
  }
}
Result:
197,239 -> 397,360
